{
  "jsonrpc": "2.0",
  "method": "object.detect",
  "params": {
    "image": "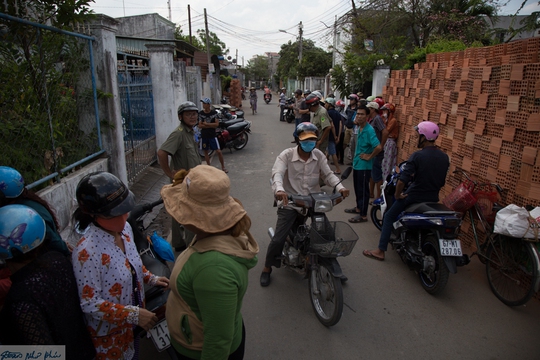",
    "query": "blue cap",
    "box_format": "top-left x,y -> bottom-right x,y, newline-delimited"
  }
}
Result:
200,98 -> 211,104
